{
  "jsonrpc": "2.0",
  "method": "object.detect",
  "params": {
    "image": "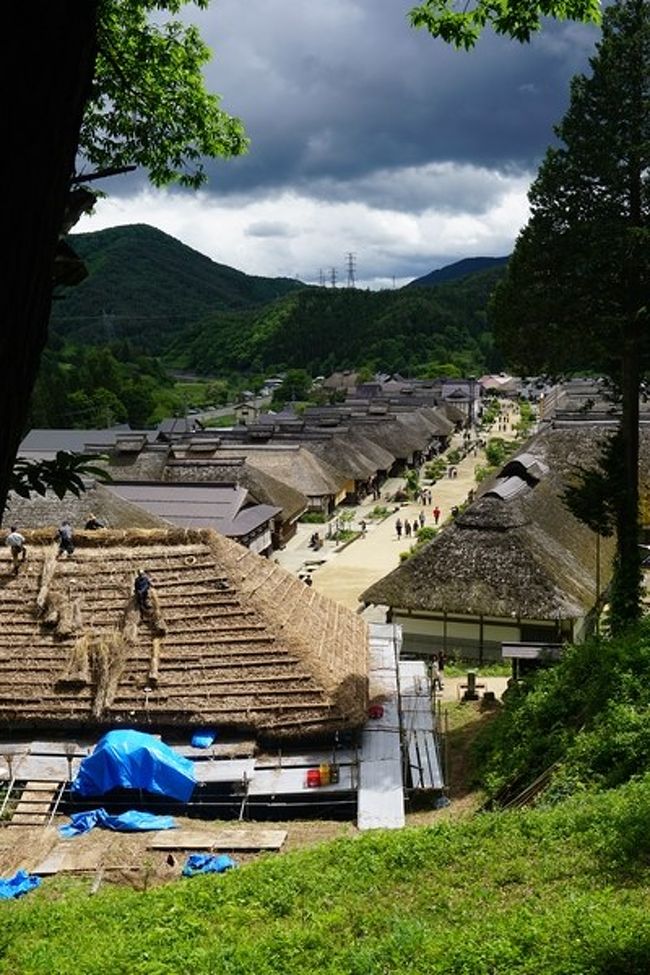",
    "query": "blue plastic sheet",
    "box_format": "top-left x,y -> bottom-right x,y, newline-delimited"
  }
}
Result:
0,870 -> 42,899
182,854 -> 237,877
60,808 -> 177,838
72,730 -> 196,802
191,730 -> 216,749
